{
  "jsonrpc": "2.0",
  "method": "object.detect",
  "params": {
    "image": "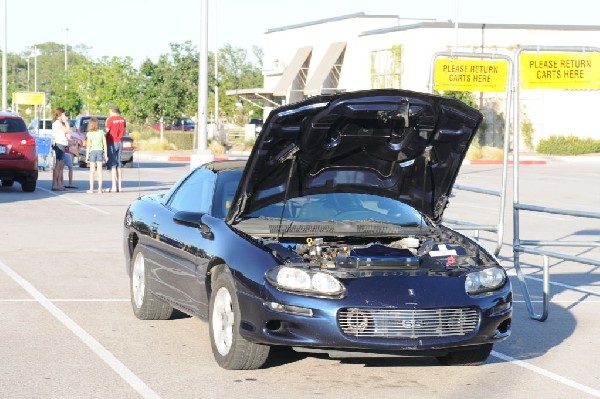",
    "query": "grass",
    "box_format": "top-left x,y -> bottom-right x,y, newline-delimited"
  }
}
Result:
466,144 -> 504,160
